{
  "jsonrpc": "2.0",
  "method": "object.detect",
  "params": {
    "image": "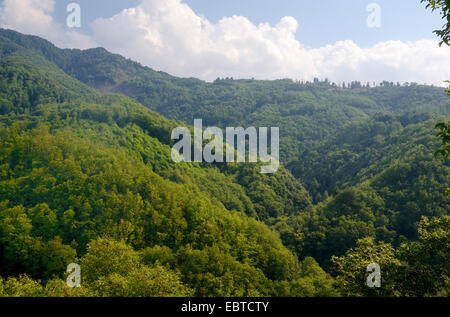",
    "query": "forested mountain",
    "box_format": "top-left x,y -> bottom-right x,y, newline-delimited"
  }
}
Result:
0,29 -> 448,297
1,29 -> 448,163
